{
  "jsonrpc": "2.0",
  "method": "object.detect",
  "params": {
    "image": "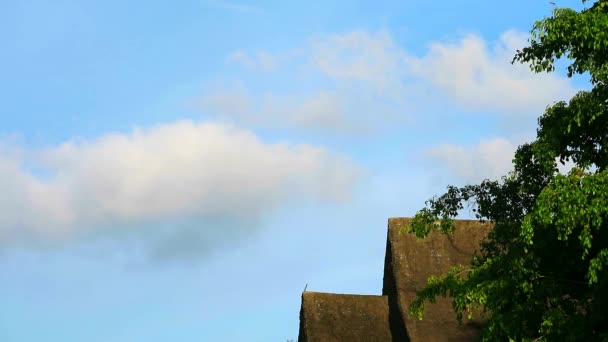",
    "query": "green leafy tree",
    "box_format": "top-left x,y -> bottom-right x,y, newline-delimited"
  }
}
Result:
406,1 -> 608,340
